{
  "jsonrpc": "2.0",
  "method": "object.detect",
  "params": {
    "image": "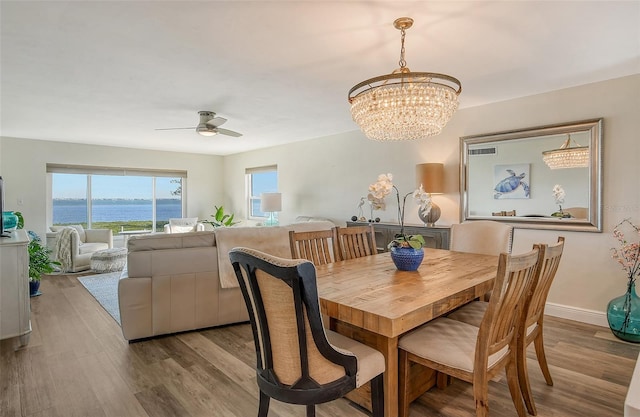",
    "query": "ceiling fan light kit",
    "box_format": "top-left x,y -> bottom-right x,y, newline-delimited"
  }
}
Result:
156,110 -> 242,138
348,17 -> 462,141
